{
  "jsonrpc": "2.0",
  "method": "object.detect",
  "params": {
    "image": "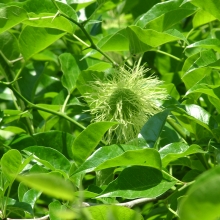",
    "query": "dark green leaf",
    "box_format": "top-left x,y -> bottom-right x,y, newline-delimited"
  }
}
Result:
33,131 -> 75,159
140,110 -> 169,148
0,31 -> 20,60
99,166 -> 176,199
